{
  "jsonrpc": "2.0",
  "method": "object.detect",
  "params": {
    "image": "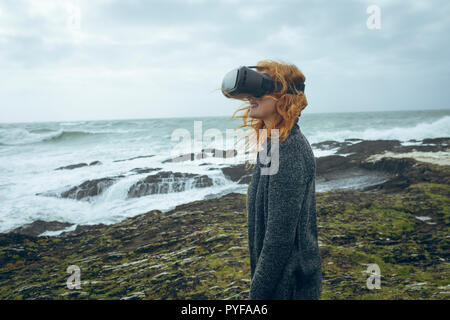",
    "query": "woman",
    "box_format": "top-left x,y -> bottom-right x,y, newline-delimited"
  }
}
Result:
232,60 -> 322,300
